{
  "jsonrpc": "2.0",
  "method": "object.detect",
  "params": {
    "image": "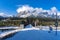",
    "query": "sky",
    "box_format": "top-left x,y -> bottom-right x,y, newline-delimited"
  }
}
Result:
0,0 -> 60,16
